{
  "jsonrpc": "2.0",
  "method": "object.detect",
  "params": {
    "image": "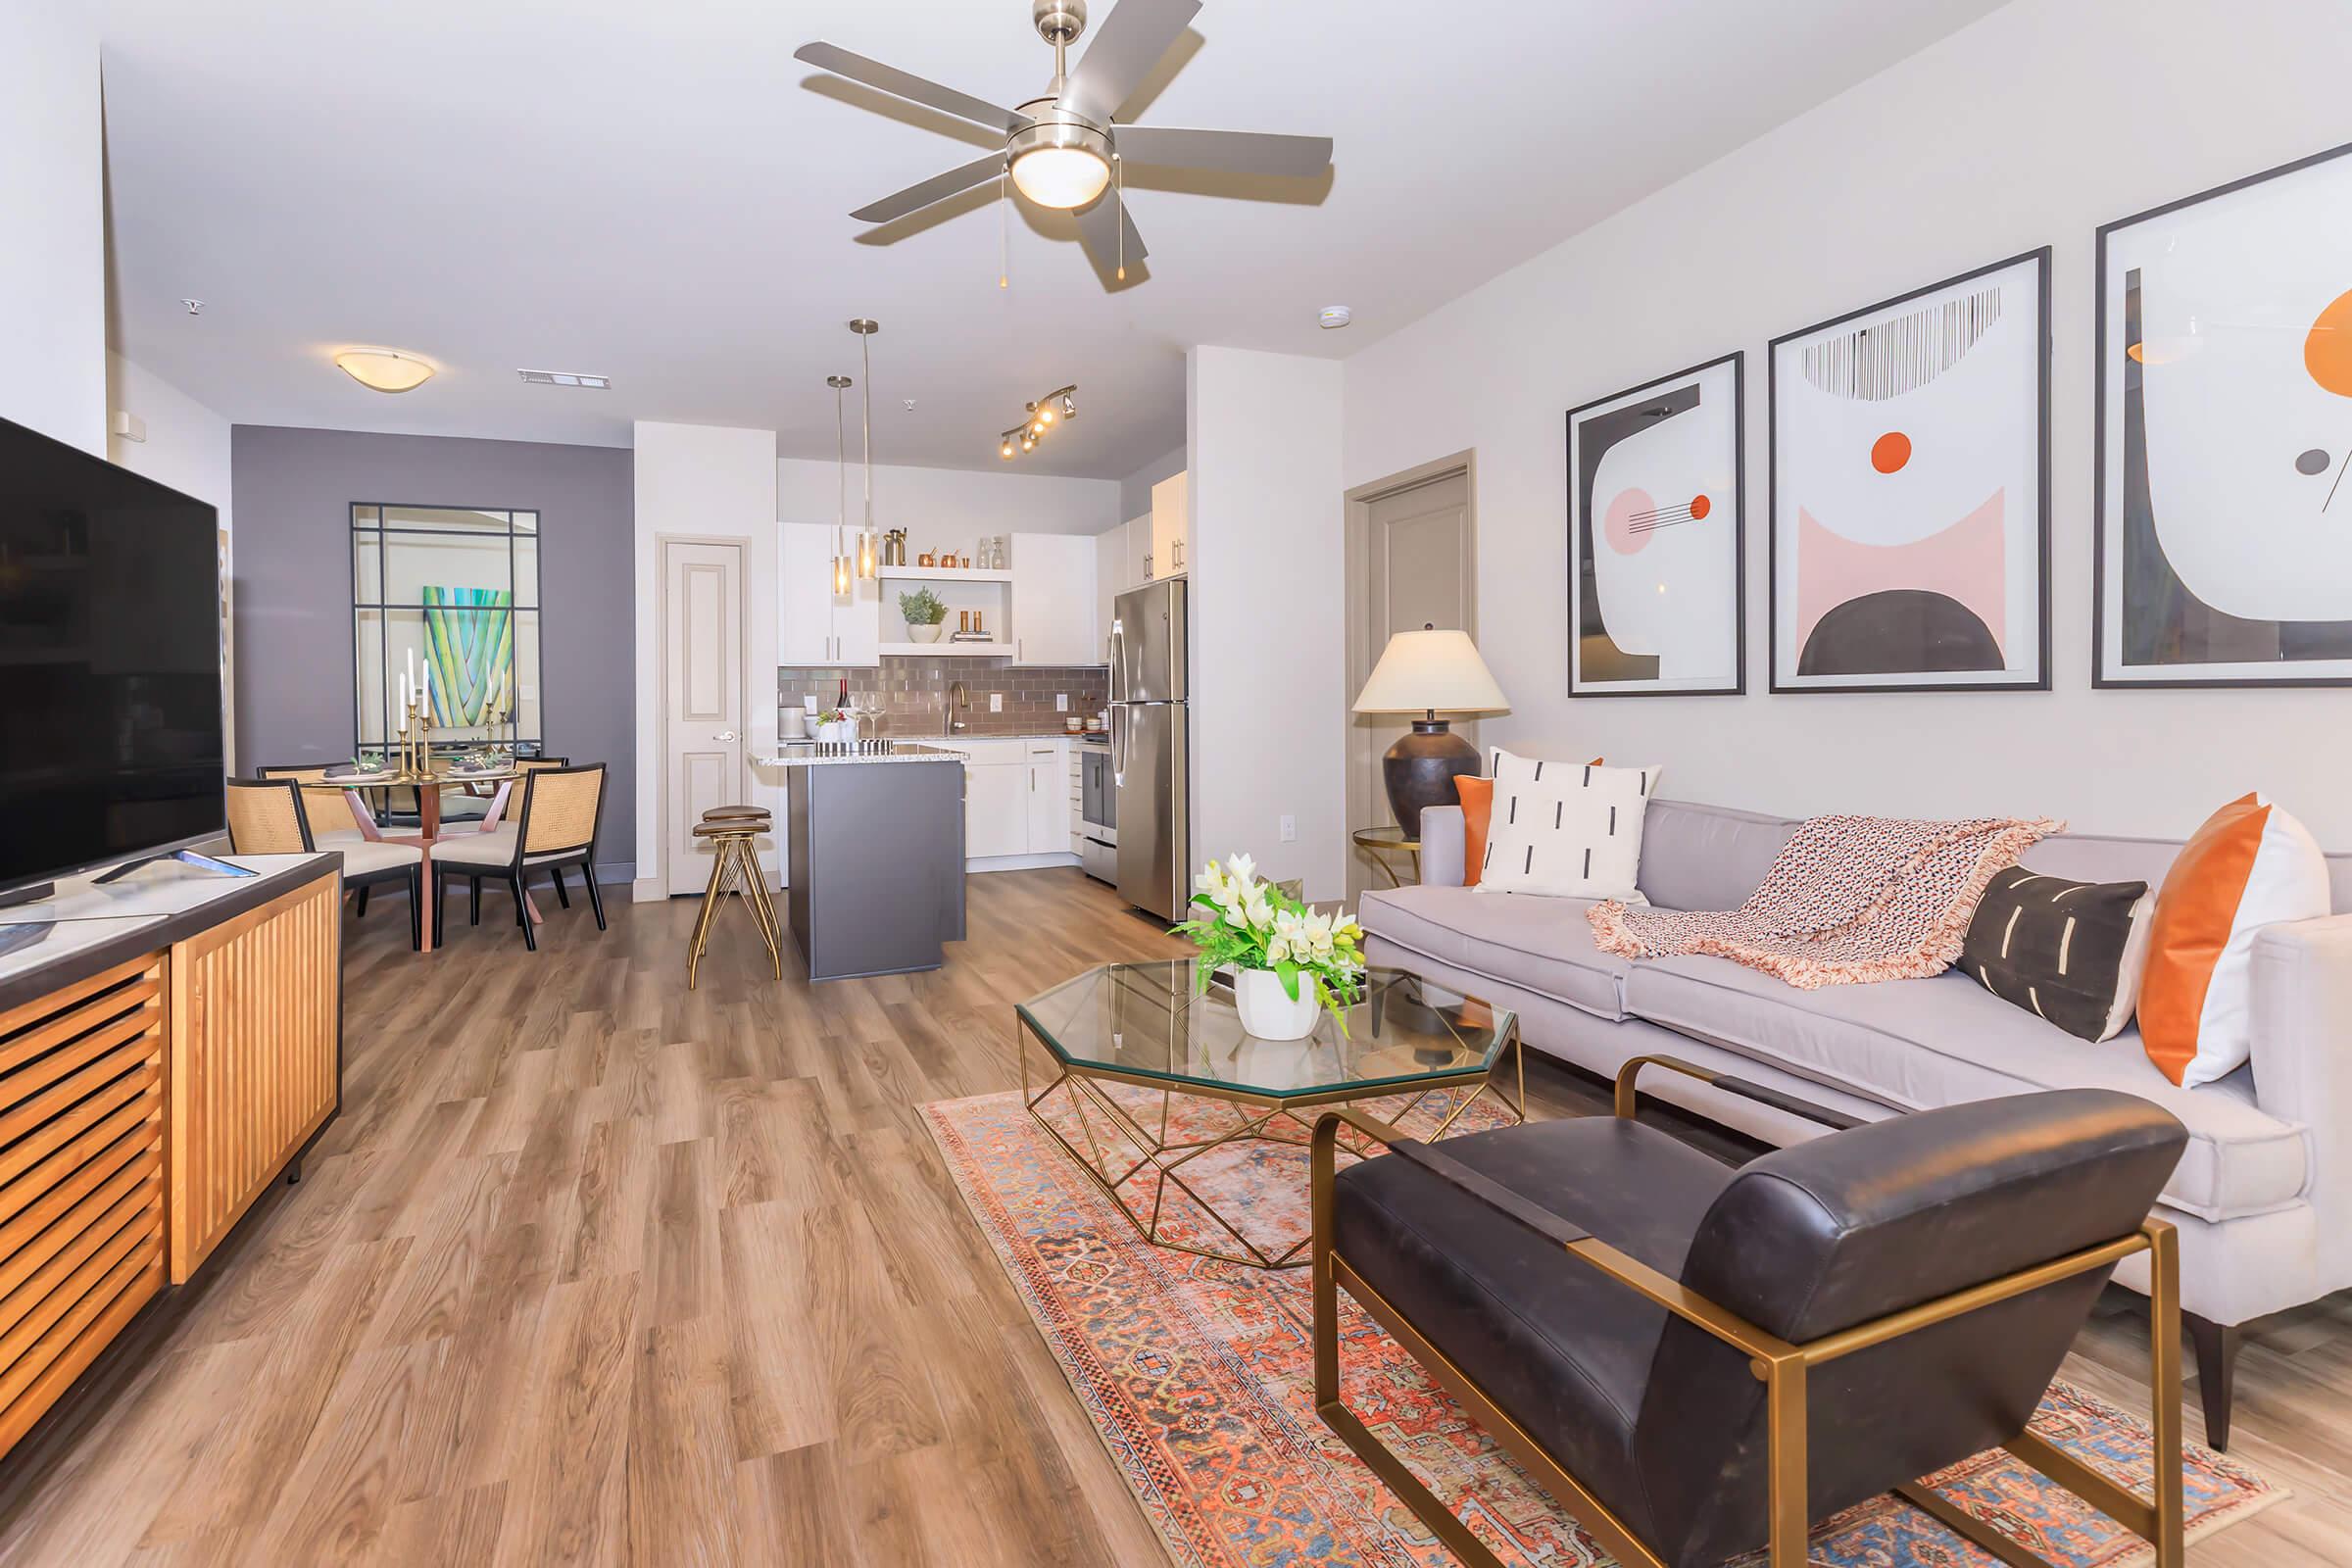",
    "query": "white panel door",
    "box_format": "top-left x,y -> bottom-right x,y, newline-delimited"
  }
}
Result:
778,524 -> 834,663
964,762 -> 1028,858
664,539 -> 744,895
1010,533 -> 1097,665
